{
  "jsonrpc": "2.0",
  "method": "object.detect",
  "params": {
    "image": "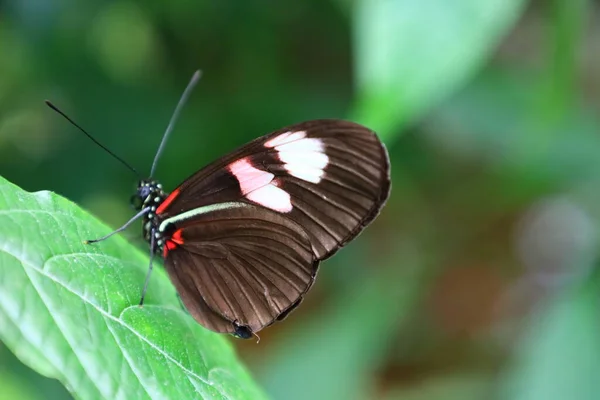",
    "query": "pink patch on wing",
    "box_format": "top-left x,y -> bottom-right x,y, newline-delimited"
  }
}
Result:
264,130 -> 307,148
228,158 -> 274,195
228,157 -> 293,212
247,185 -> 292,212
